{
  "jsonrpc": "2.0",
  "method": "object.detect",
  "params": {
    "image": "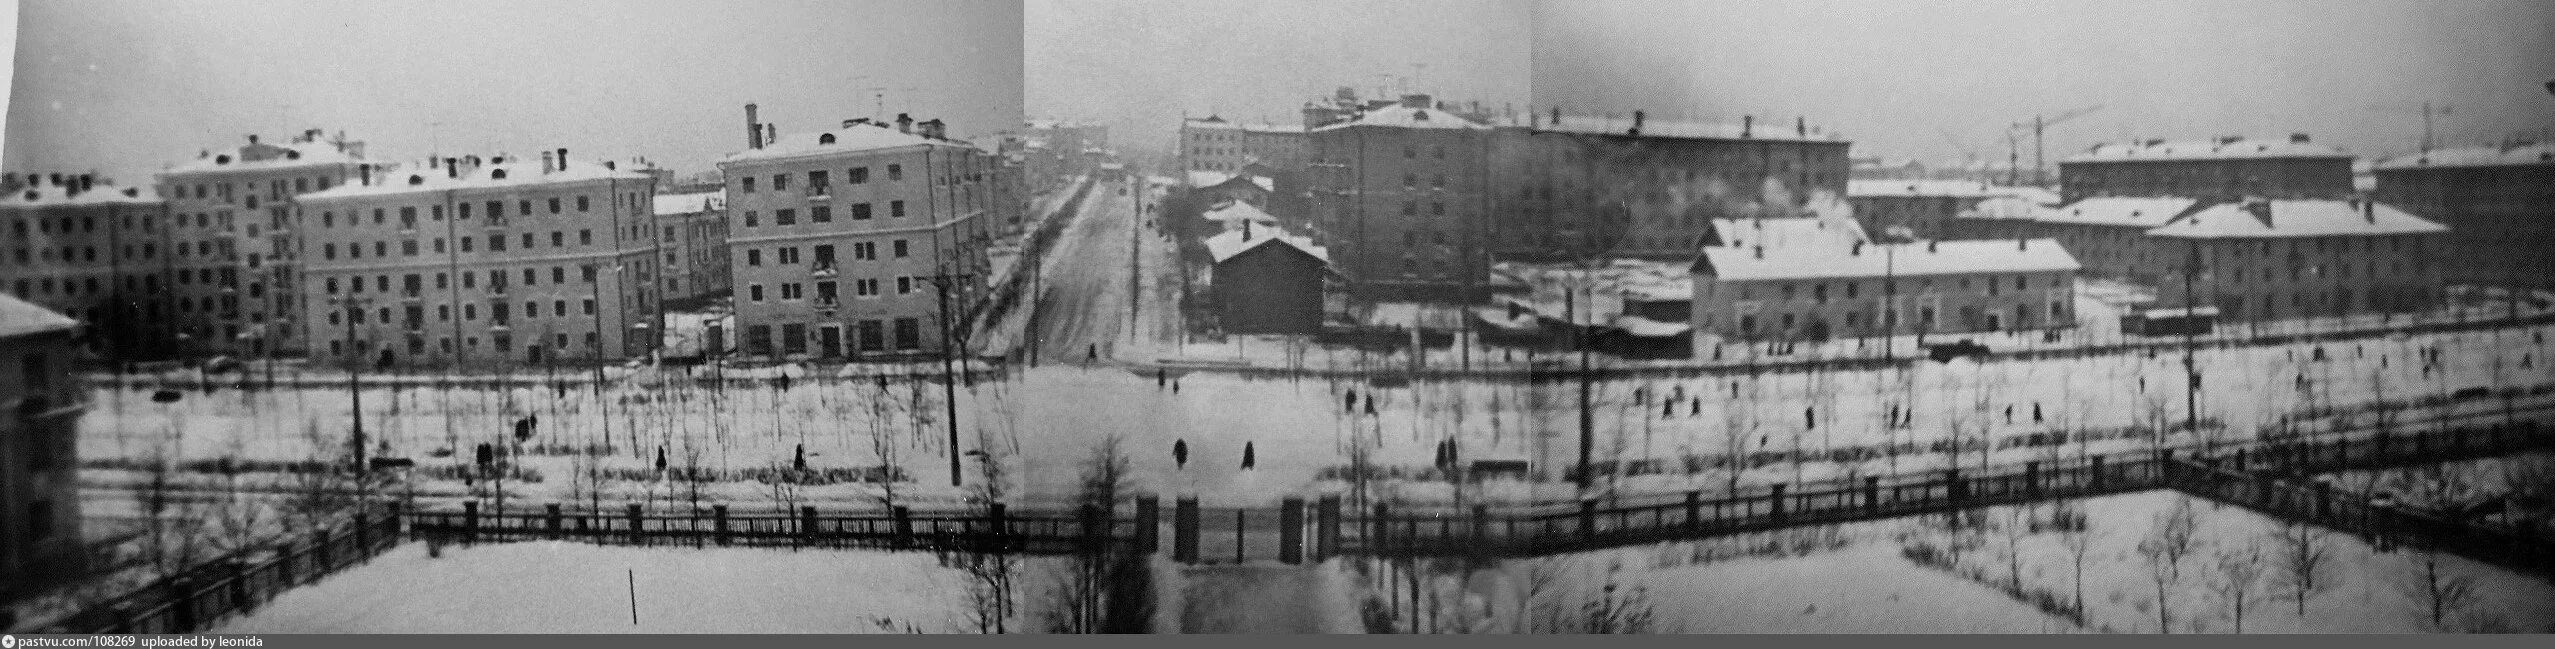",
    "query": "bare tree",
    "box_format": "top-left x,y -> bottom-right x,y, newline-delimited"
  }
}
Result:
2133,501 -> 2197,634
2403,549 -> 2479,632
2266,520 -> 2331,618
1041,433 -> 1137,633
2061,522 -> 2100,621
2205,540 -> 2263,633
2000,505 -> 2030,590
